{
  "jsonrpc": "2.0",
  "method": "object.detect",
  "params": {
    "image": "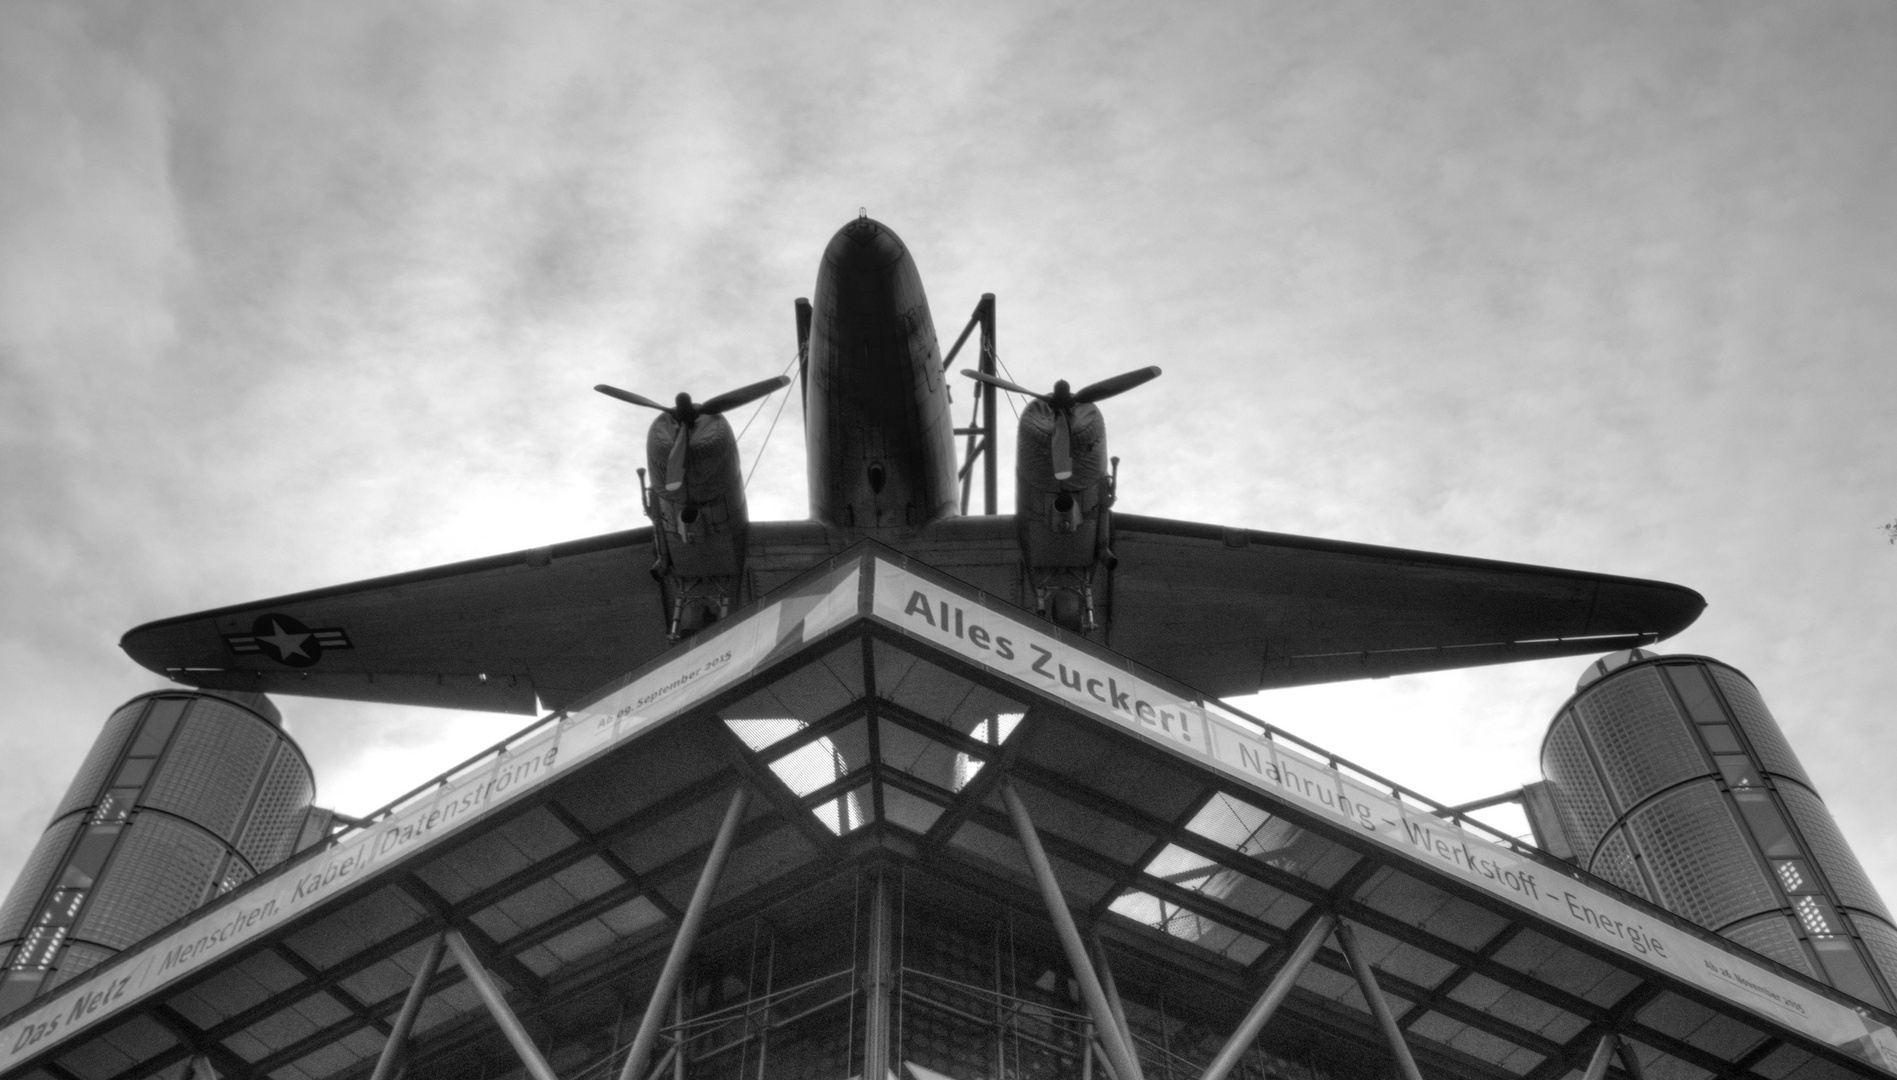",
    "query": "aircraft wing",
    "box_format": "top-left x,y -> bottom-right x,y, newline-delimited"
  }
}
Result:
1102,514 -> 1706,698
119,530 -> 674,714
